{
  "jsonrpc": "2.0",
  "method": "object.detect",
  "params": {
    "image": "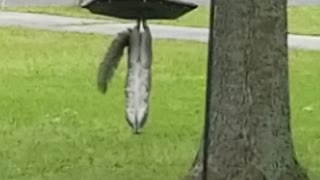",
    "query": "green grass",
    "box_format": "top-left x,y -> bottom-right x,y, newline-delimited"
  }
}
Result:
5,6 -> 320,35
3,6 -> 129,24
4,6 -> 114,20
288,6 -> 320,35
290,50 -> 320,179
0,27 -> 319,180
0,27 -> 205,180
